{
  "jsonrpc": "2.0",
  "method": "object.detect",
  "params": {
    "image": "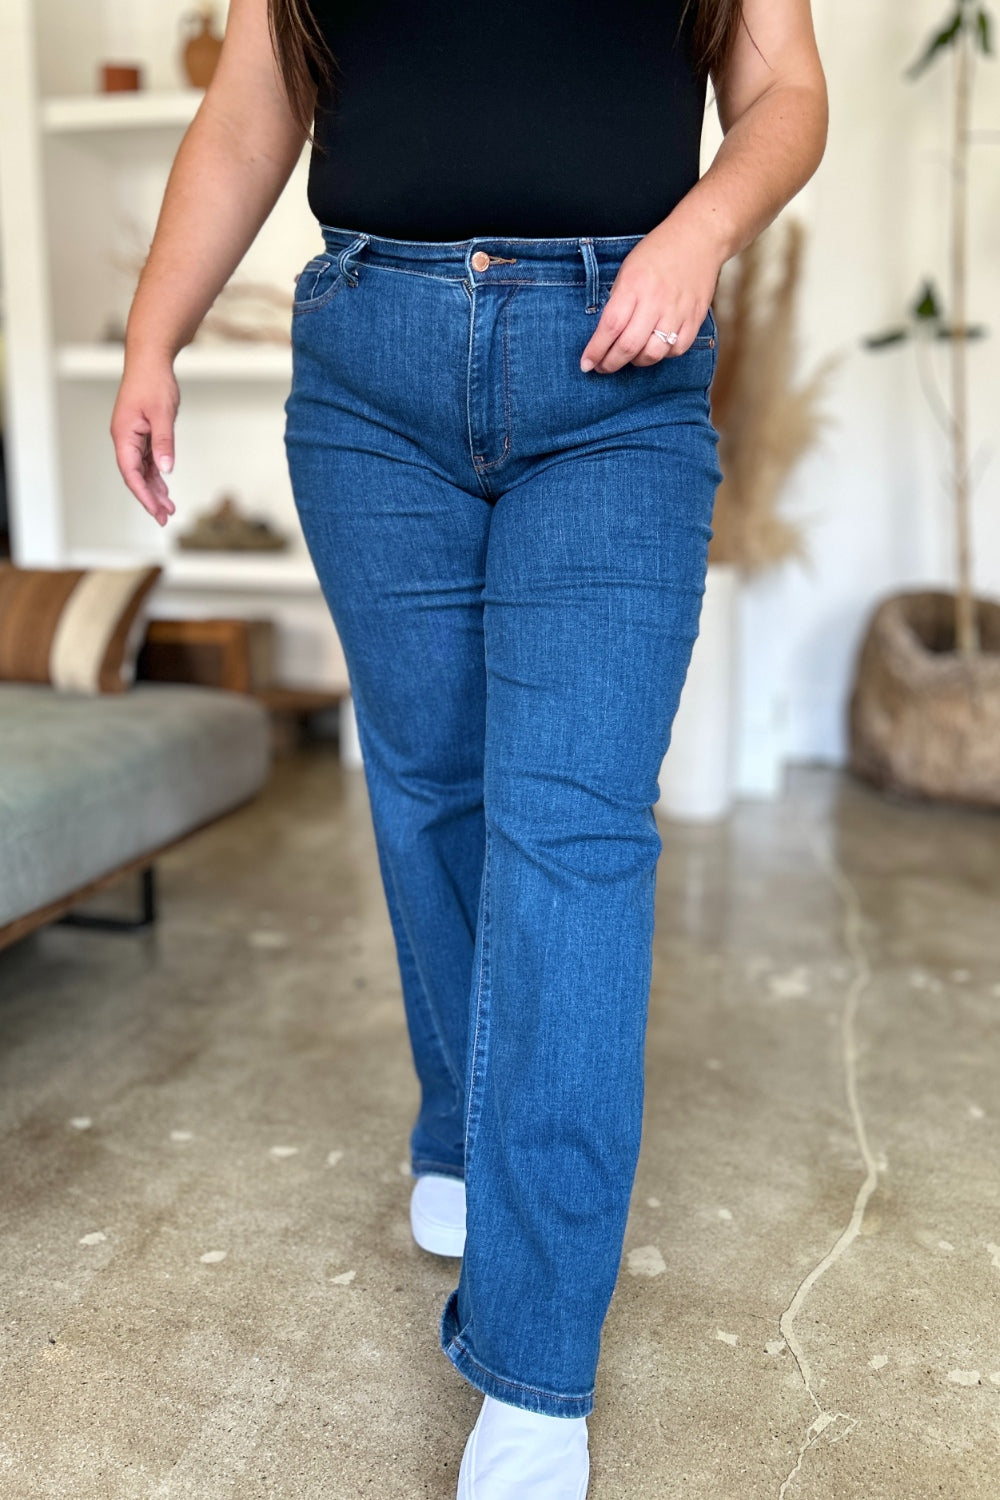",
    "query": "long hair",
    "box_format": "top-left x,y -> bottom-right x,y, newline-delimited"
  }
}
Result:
268,0 -> 747,144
